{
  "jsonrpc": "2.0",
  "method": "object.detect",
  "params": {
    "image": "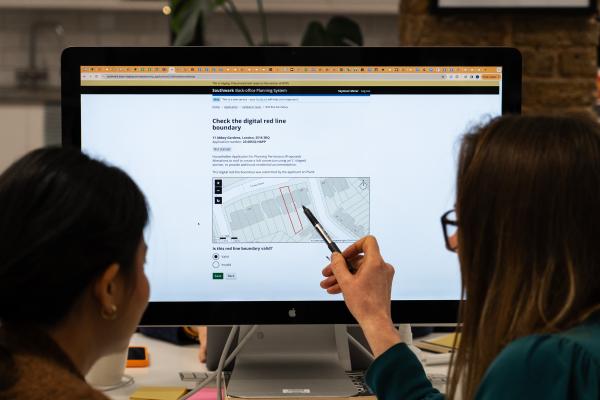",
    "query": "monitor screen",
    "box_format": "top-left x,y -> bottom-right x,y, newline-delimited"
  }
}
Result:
62,47 -> 521,324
